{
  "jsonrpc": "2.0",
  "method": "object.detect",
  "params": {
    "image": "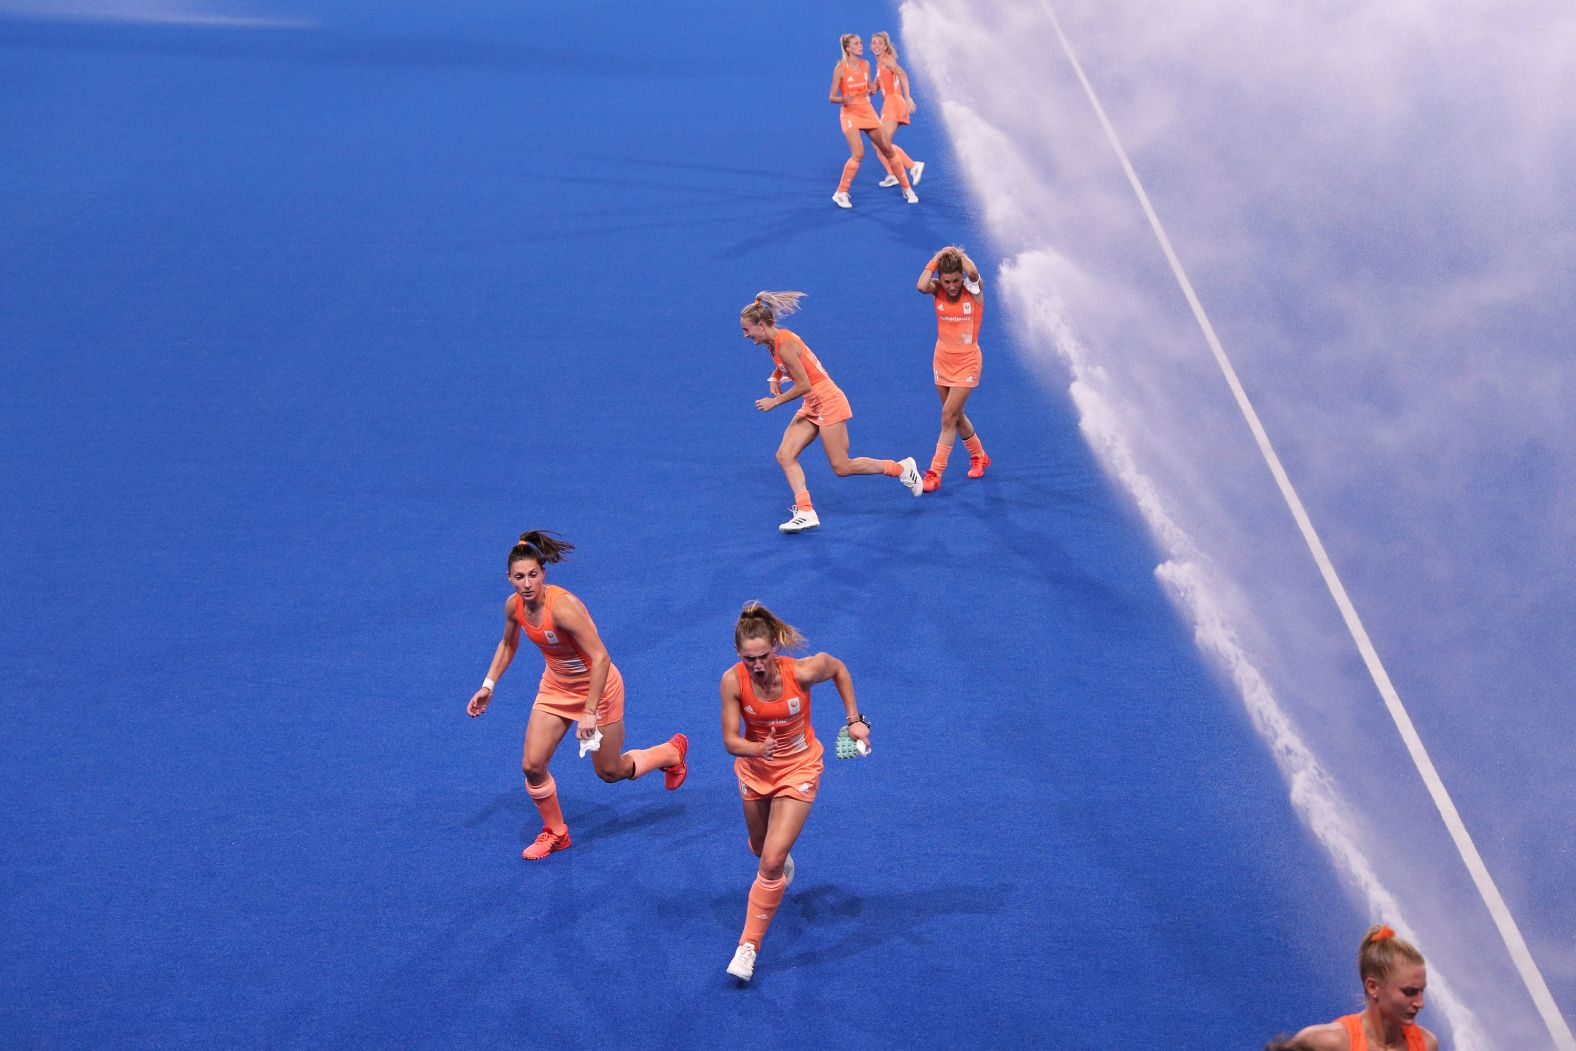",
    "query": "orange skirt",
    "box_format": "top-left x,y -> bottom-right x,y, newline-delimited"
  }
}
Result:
795,378 -> 854,428
532,664 -> 625,726
880,94 -> 911,126
933,347 -> 983,388
735,740 -> 825,802
840,99 -> 881,133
